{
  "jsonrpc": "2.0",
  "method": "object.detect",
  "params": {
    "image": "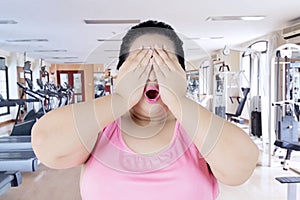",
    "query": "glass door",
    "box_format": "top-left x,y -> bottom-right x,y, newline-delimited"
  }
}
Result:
57,70 -> 85,104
